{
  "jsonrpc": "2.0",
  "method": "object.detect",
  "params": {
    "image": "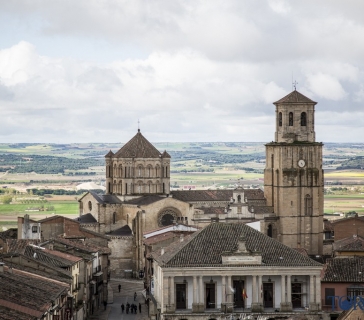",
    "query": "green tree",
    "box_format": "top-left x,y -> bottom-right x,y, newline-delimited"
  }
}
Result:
2,195 -> 13,204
